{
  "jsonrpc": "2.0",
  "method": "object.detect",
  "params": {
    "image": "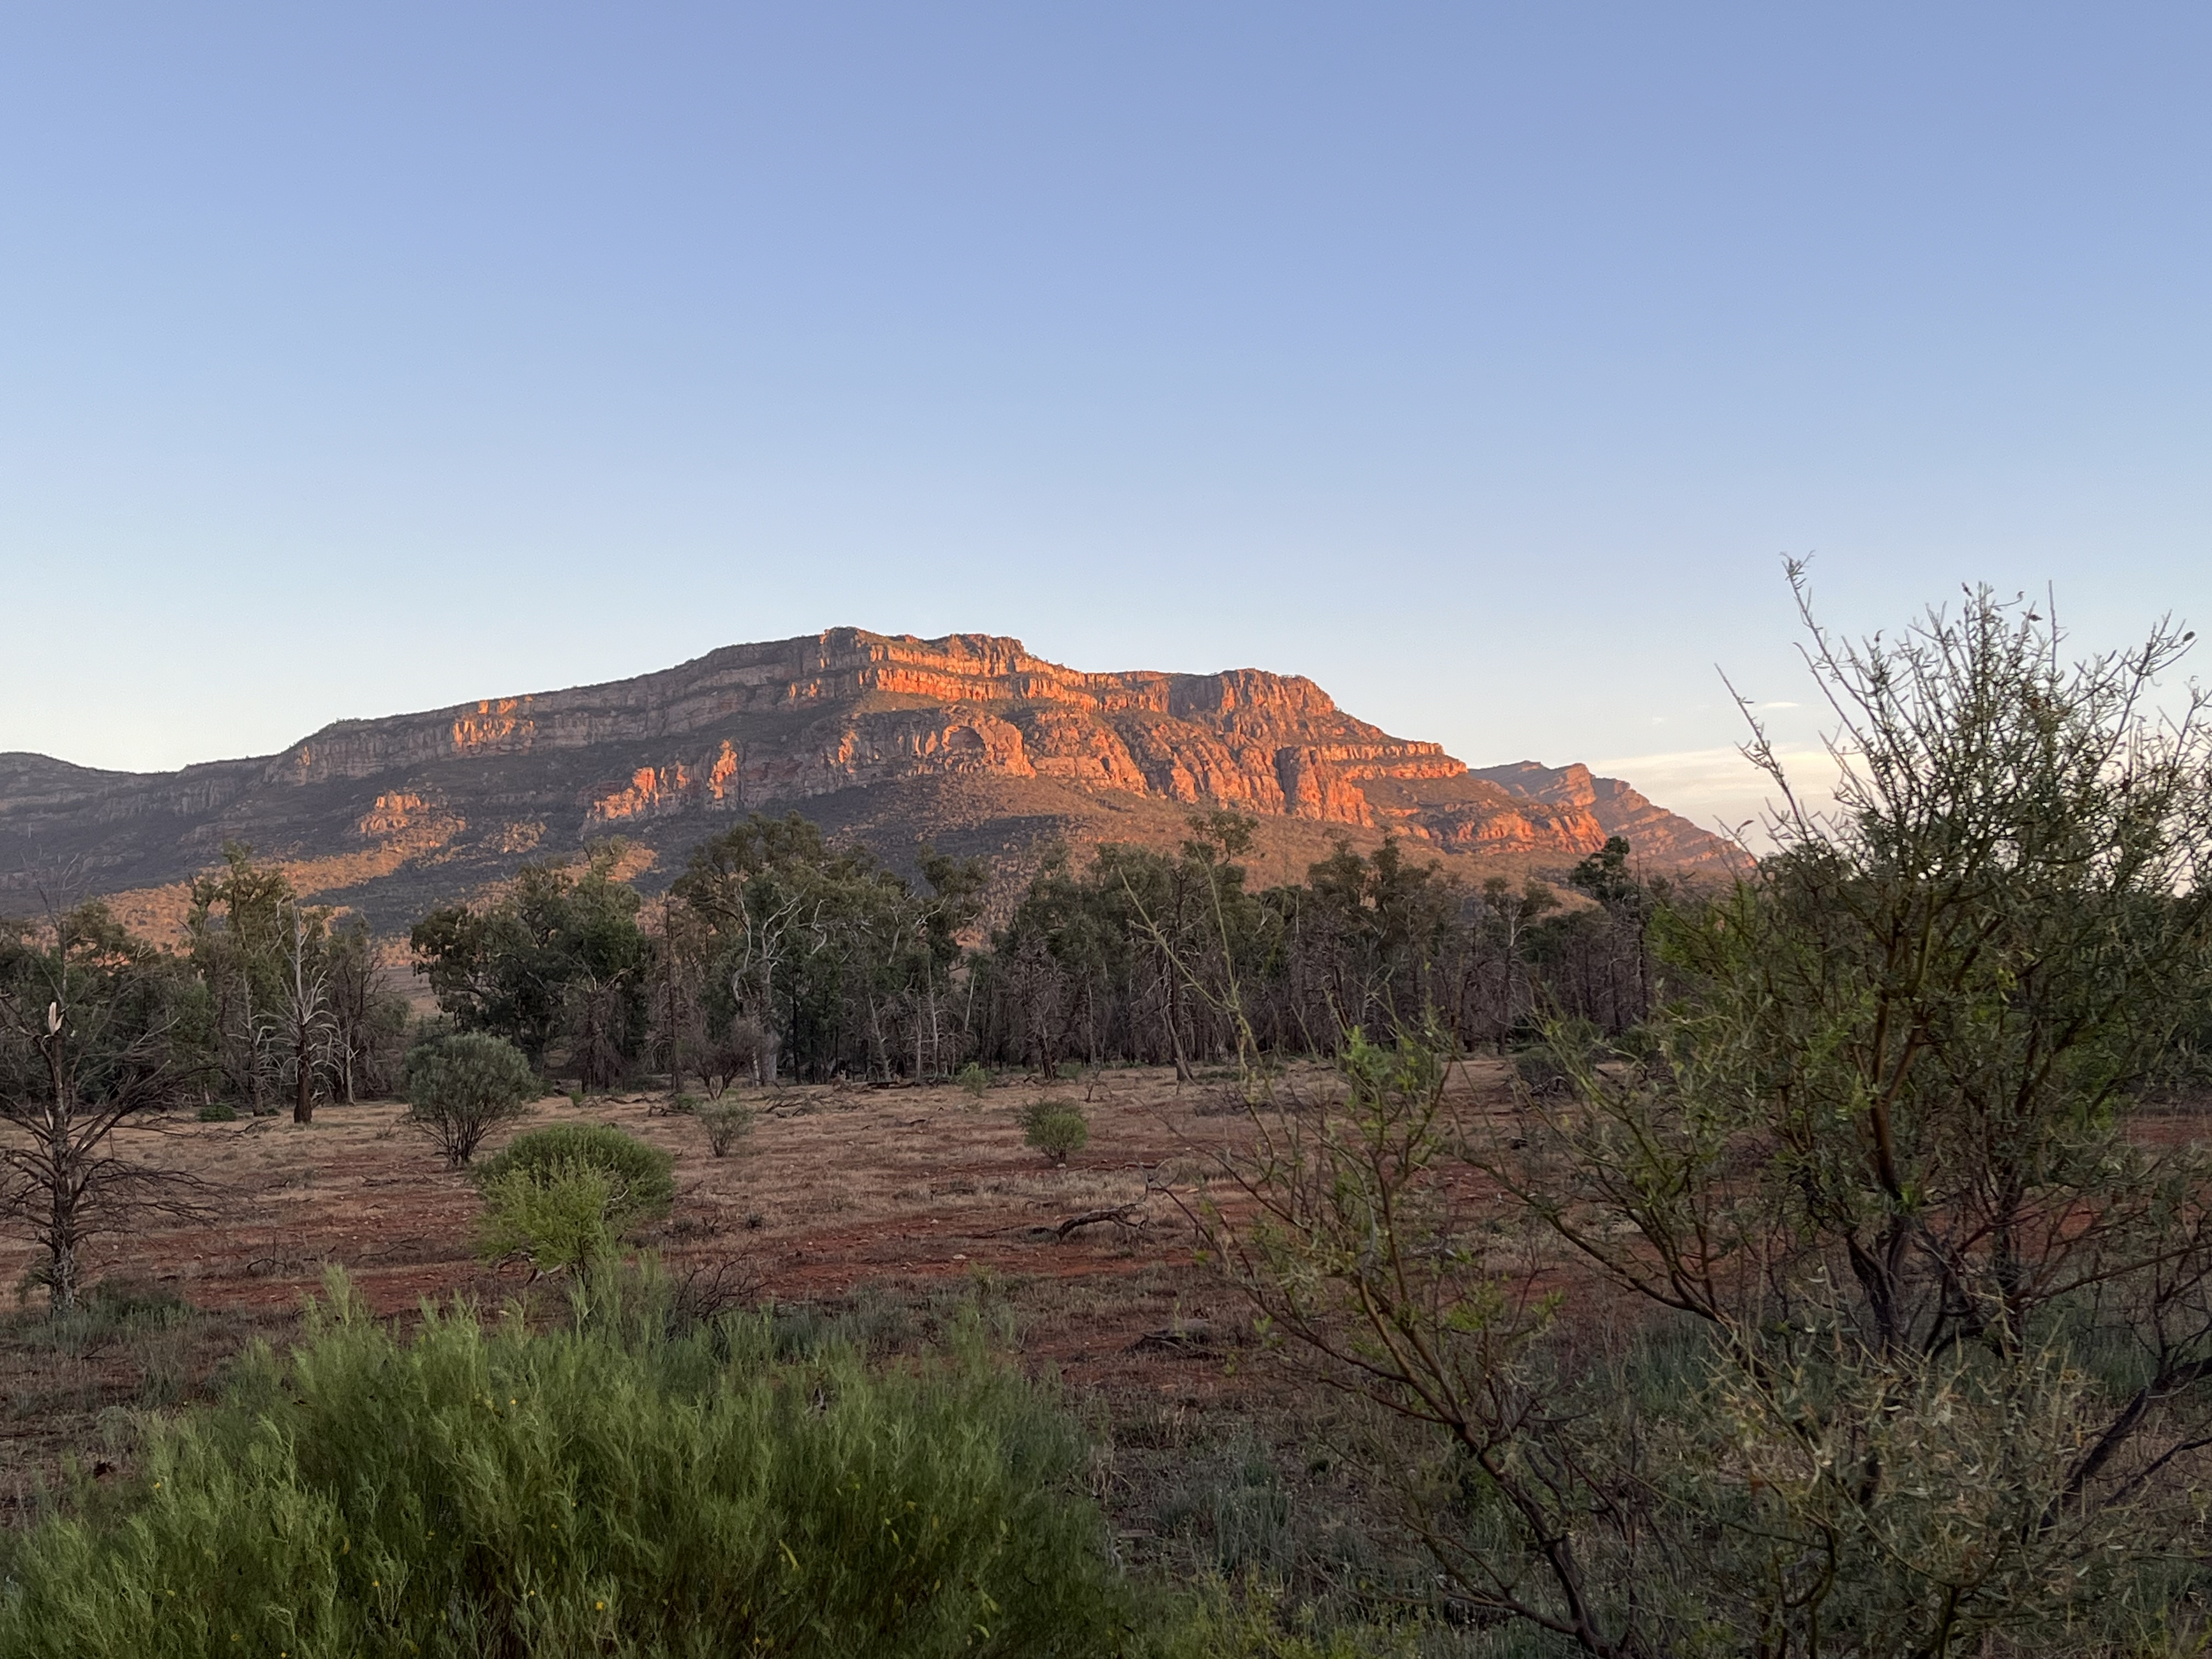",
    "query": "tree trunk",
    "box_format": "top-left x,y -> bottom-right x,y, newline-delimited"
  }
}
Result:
43,1035 -> 81,1314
